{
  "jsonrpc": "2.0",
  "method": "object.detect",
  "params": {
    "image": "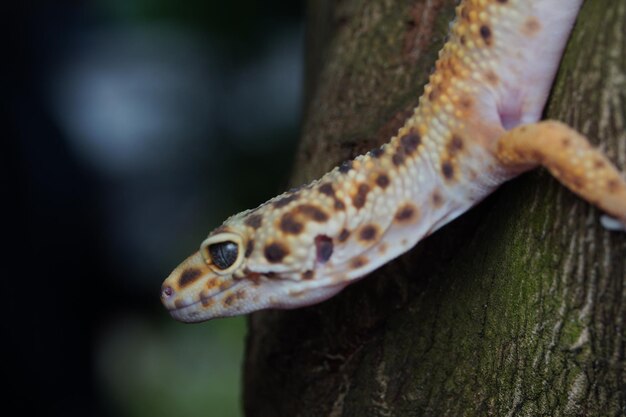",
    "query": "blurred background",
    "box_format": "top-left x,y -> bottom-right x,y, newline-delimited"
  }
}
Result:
4,1 -> 304,416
